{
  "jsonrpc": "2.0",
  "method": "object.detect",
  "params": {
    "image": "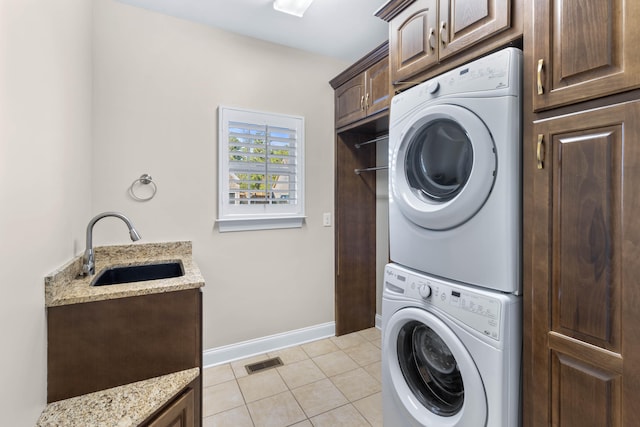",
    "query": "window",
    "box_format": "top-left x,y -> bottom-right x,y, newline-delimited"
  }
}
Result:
217,106 -> 305,232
